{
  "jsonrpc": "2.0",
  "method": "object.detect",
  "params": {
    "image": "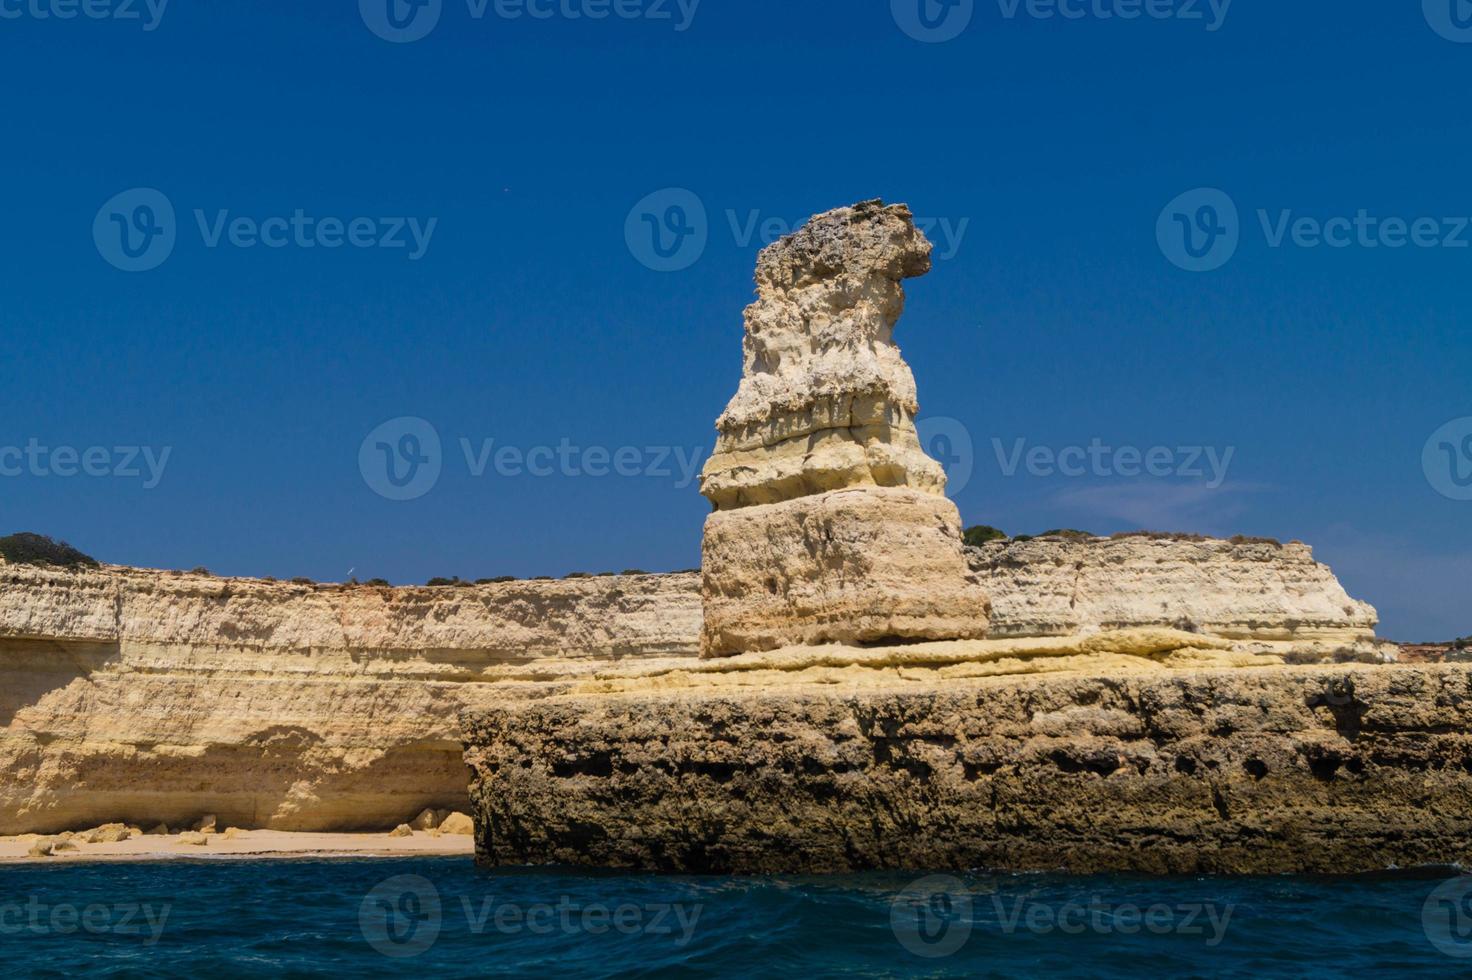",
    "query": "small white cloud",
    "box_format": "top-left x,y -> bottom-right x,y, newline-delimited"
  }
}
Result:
1047,480 -> 1268,535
